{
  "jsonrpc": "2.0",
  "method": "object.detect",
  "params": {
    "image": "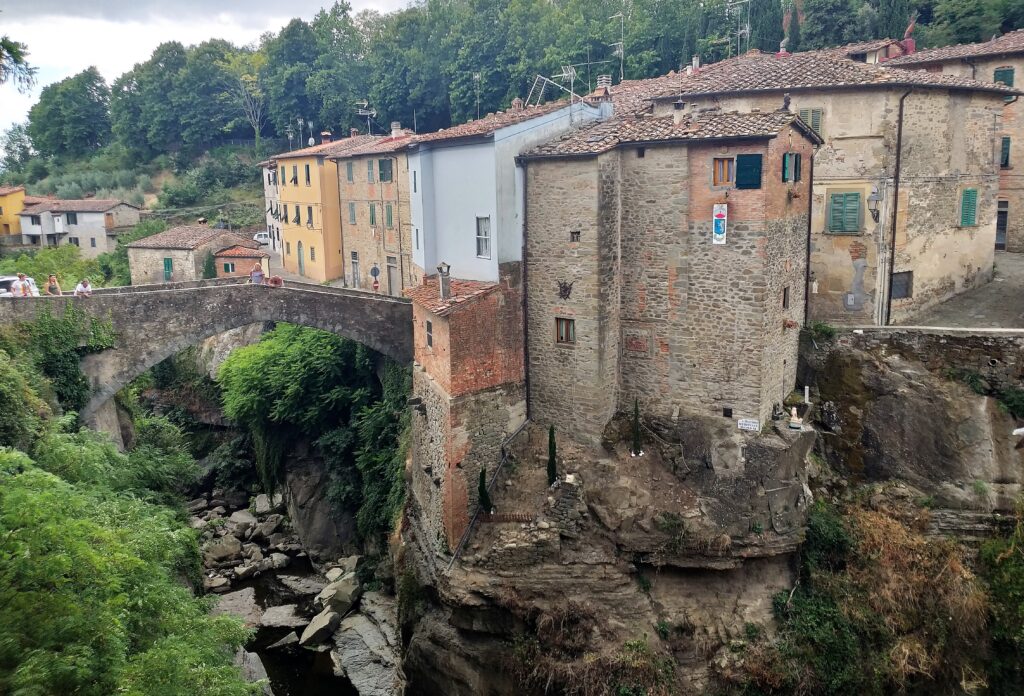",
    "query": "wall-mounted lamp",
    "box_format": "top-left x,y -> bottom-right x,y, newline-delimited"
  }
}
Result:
867,187 -> 881,223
